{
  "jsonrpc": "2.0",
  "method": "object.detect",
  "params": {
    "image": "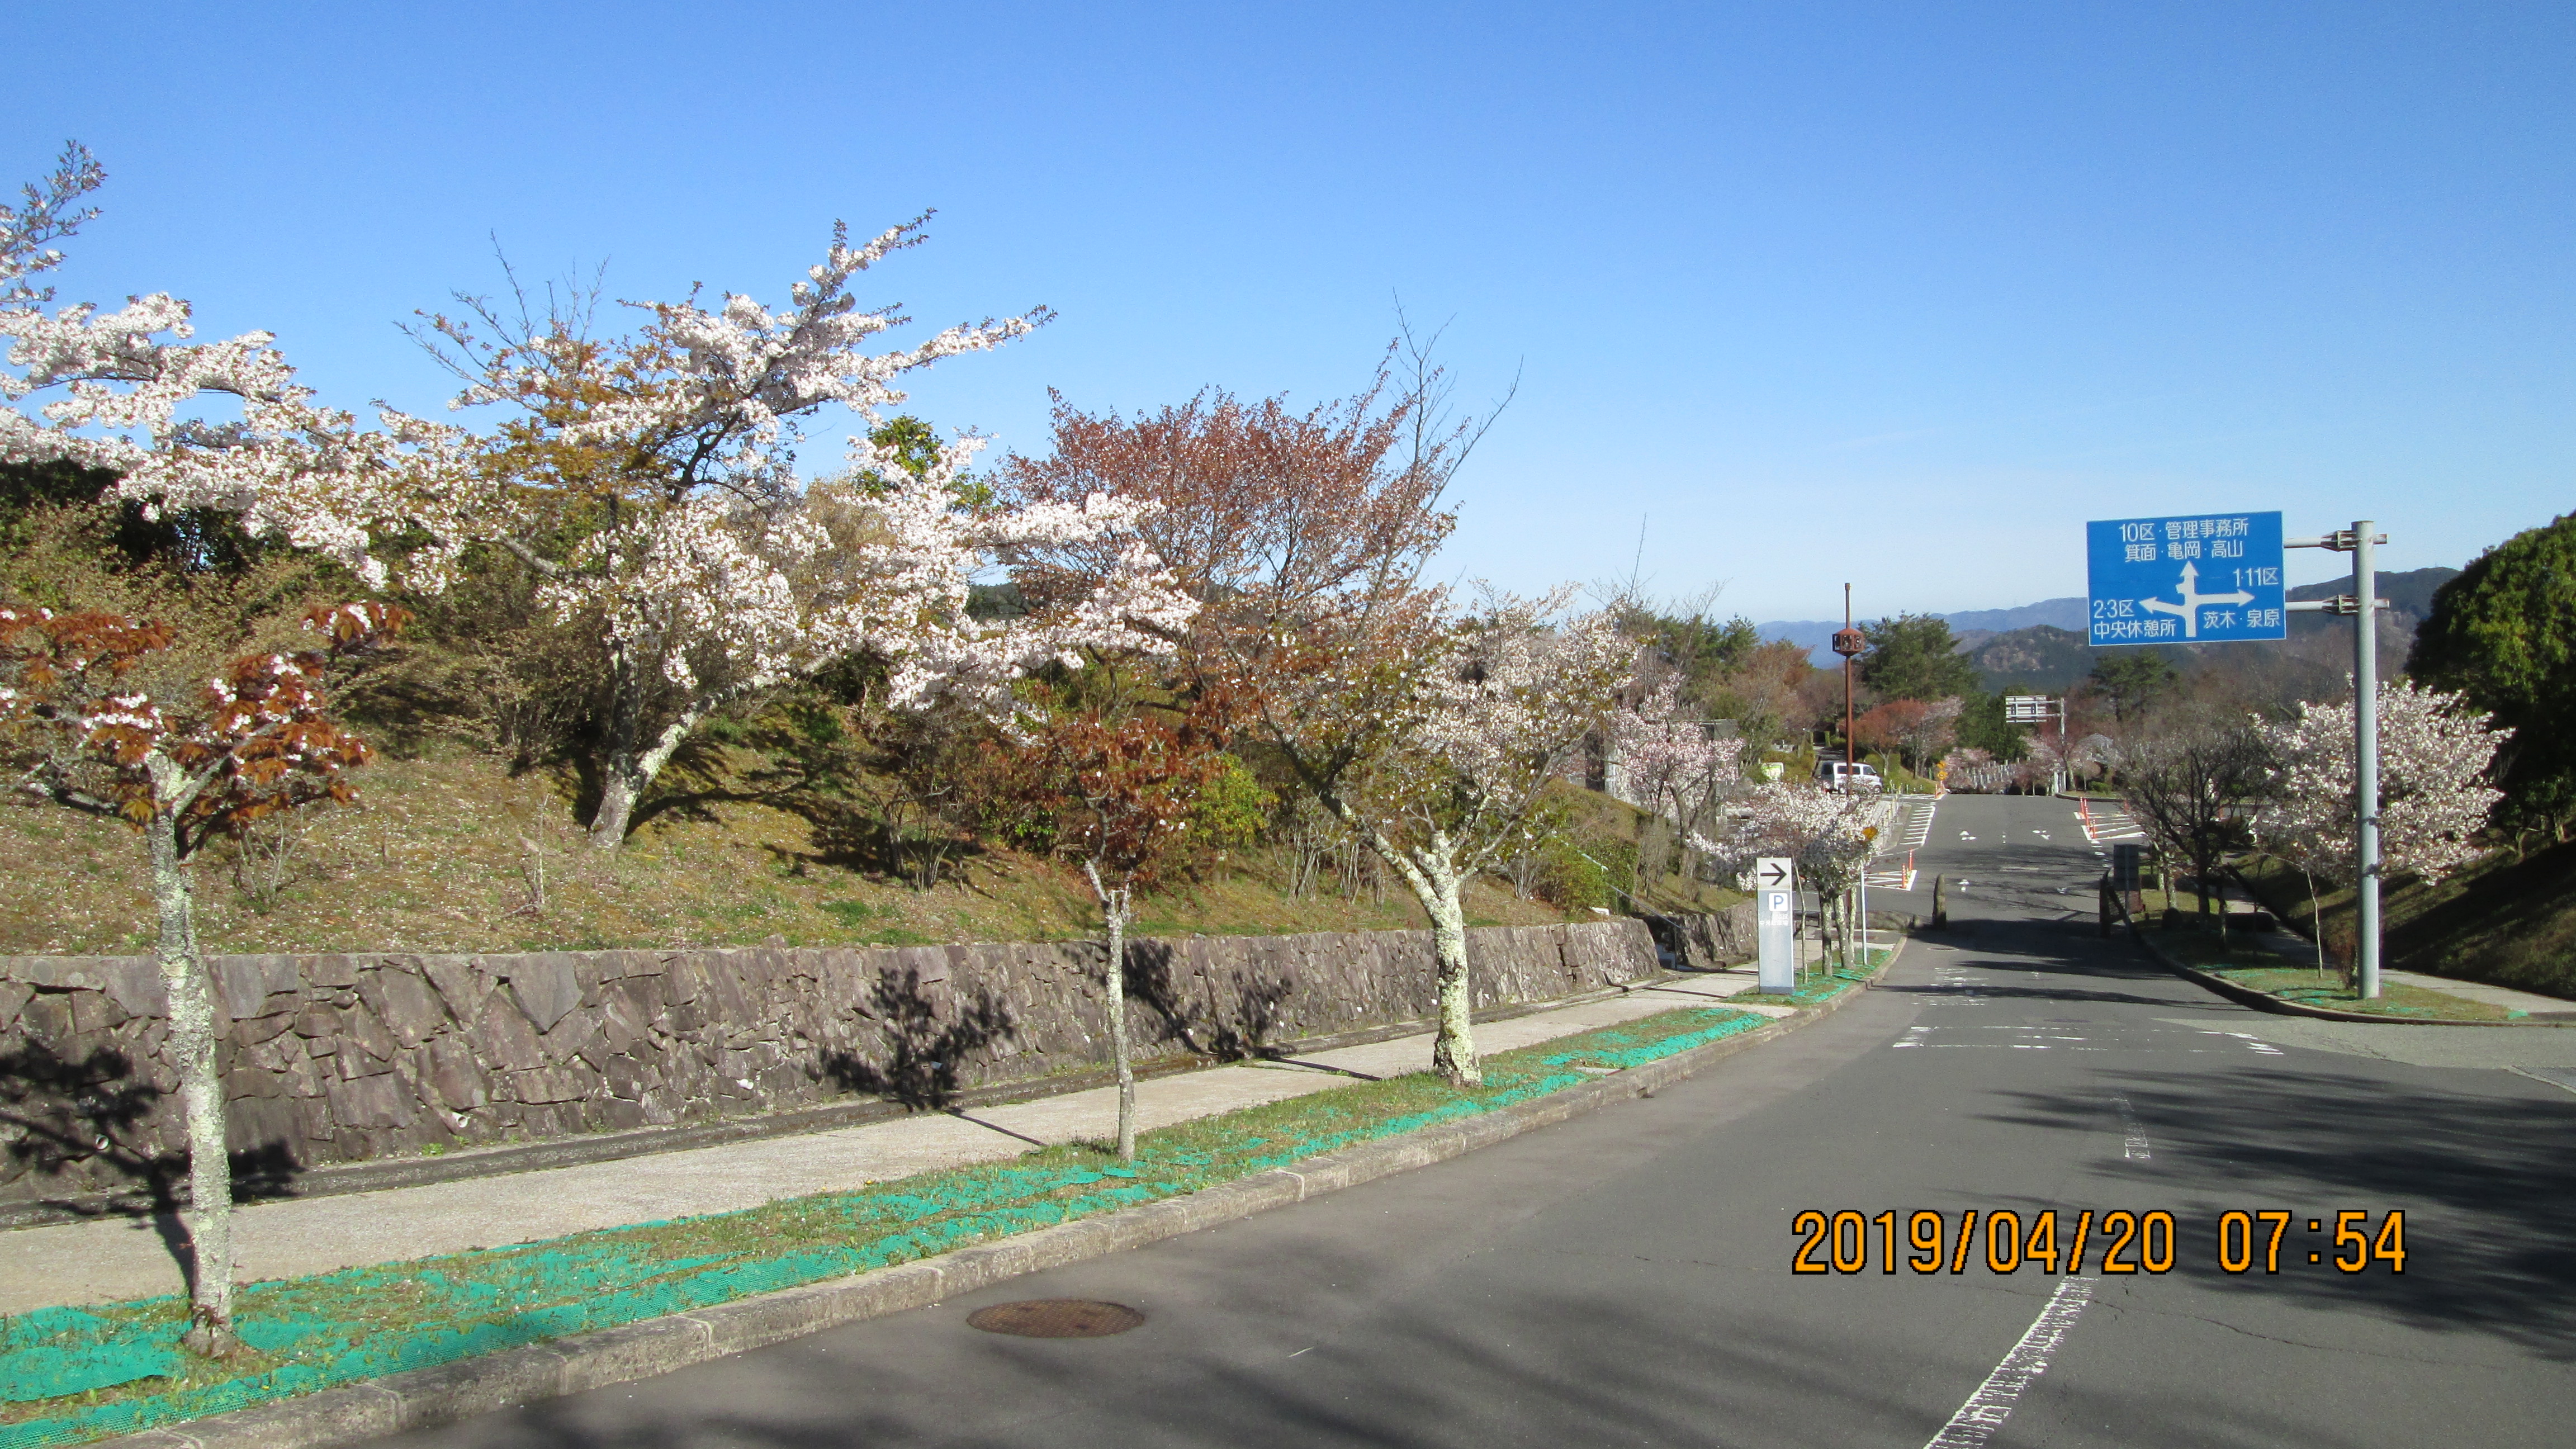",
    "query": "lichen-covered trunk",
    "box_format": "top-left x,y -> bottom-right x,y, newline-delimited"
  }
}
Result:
1420,854 -> 1480,1088
149,817 -> 235,1353
590,656 -> 650,850
1085,863 -> 1138,1161
589,660 -> 727,850
1106,897 -> 1136,1162
1313,797 -> 1481,1088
